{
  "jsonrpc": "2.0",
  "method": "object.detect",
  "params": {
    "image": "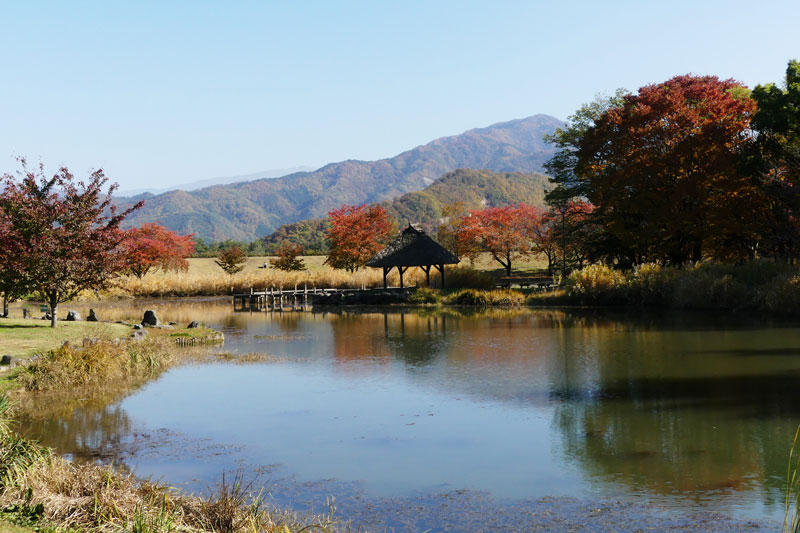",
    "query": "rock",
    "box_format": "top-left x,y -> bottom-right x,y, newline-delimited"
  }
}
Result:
155,324 -> 174,330
130,329 -> 148,341
87,309 -> 98,322
187,321 -> 199,328
168,321 -> 176,326
141,310 -> 159,327
66,310 -> 81,321
133,324 -> 143,330
22,309 -> 30,319
0,355 -> 13,366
